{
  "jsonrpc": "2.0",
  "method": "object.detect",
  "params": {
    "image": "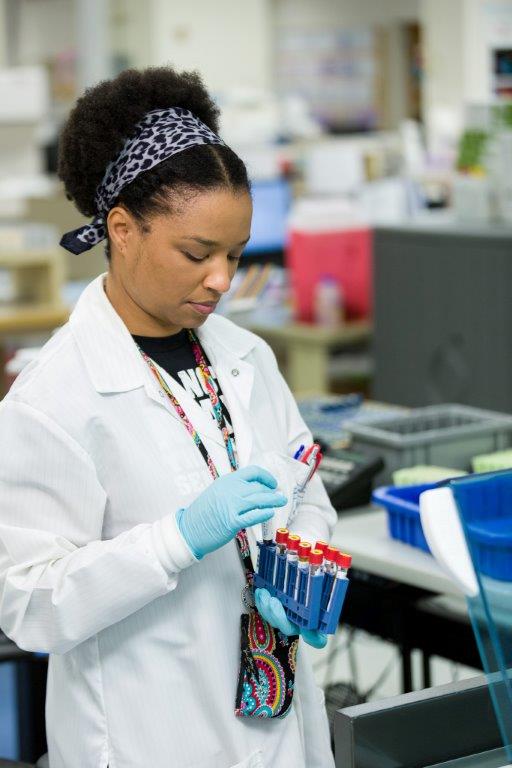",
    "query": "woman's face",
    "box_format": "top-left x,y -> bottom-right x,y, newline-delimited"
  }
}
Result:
106,187 -> 252,336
